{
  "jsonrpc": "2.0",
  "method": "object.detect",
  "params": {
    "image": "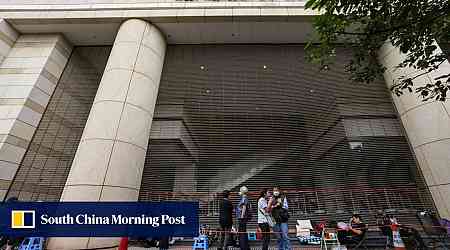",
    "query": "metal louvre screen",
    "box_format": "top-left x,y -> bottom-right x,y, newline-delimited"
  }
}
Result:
139,45 -> 435,228
4,44 -> 436,230
6,47 -> 110,201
